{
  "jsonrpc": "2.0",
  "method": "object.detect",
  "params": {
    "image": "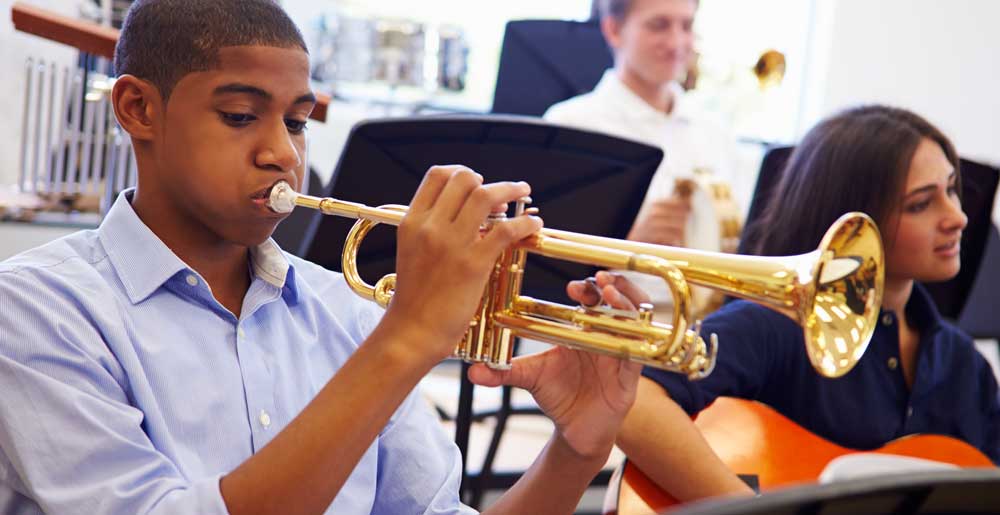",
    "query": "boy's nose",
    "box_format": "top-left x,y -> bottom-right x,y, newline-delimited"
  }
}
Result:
663,27 -> 690,50
256,121 -> 302,172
